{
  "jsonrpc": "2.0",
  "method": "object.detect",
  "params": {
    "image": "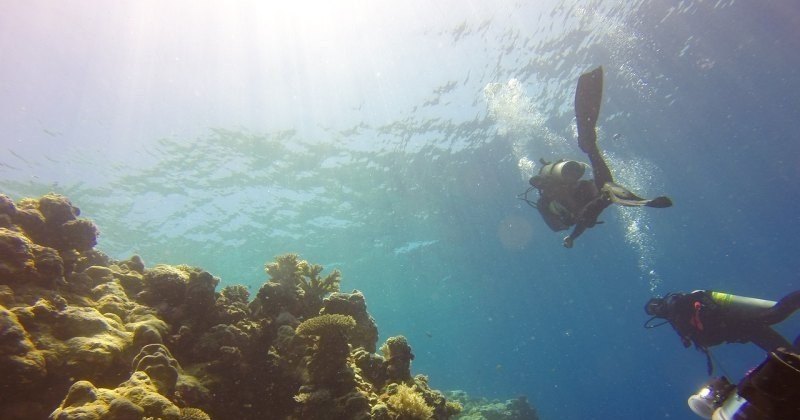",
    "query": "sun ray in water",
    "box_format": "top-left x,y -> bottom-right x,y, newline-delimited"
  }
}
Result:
483,78 -> 570,181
